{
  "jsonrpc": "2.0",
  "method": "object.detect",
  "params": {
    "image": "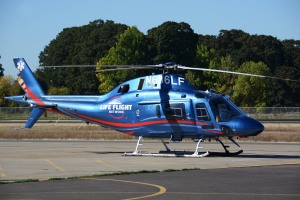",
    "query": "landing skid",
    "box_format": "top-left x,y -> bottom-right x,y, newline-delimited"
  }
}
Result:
124,135 -> 245,158
124,136 -> 209,158
123,152 -> 209,158
213,137 -> 243,157
124,136 -> 243,158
